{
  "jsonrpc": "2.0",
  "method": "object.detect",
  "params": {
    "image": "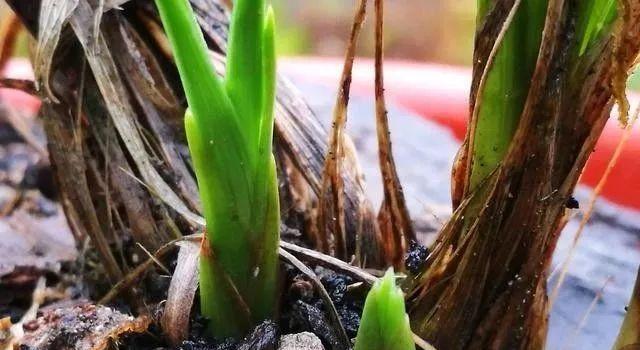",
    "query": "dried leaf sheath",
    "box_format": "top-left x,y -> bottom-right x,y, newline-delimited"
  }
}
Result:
373,0 -> 415,268
316,0 -> 369,261
42,102 -> 124,283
